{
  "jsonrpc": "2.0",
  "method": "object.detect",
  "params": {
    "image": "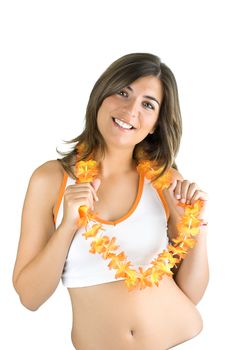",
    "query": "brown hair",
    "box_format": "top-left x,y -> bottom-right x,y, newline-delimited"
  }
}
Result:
56,52 -> 182,180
